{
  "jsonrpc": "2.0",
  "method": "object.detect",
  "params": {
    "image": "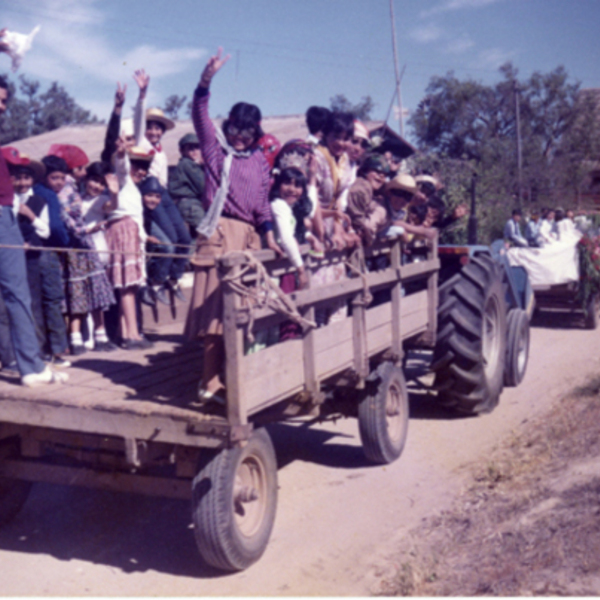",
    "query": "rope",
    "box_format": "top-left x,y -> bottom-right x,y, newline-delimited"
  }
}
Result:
221,251 -> 316,343
0,242 -> 190,260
